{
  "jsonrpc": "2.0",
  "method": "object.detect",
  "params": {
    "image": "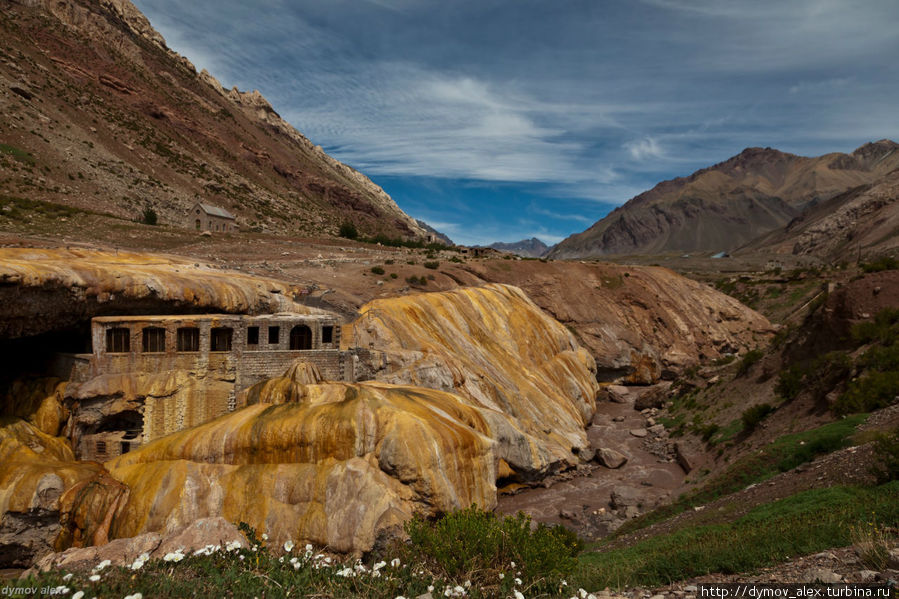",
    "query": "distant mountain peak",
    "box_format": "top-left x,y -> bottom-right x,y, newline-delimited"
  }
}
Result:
485,238 -> 549,258
549,140 -> 899,259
